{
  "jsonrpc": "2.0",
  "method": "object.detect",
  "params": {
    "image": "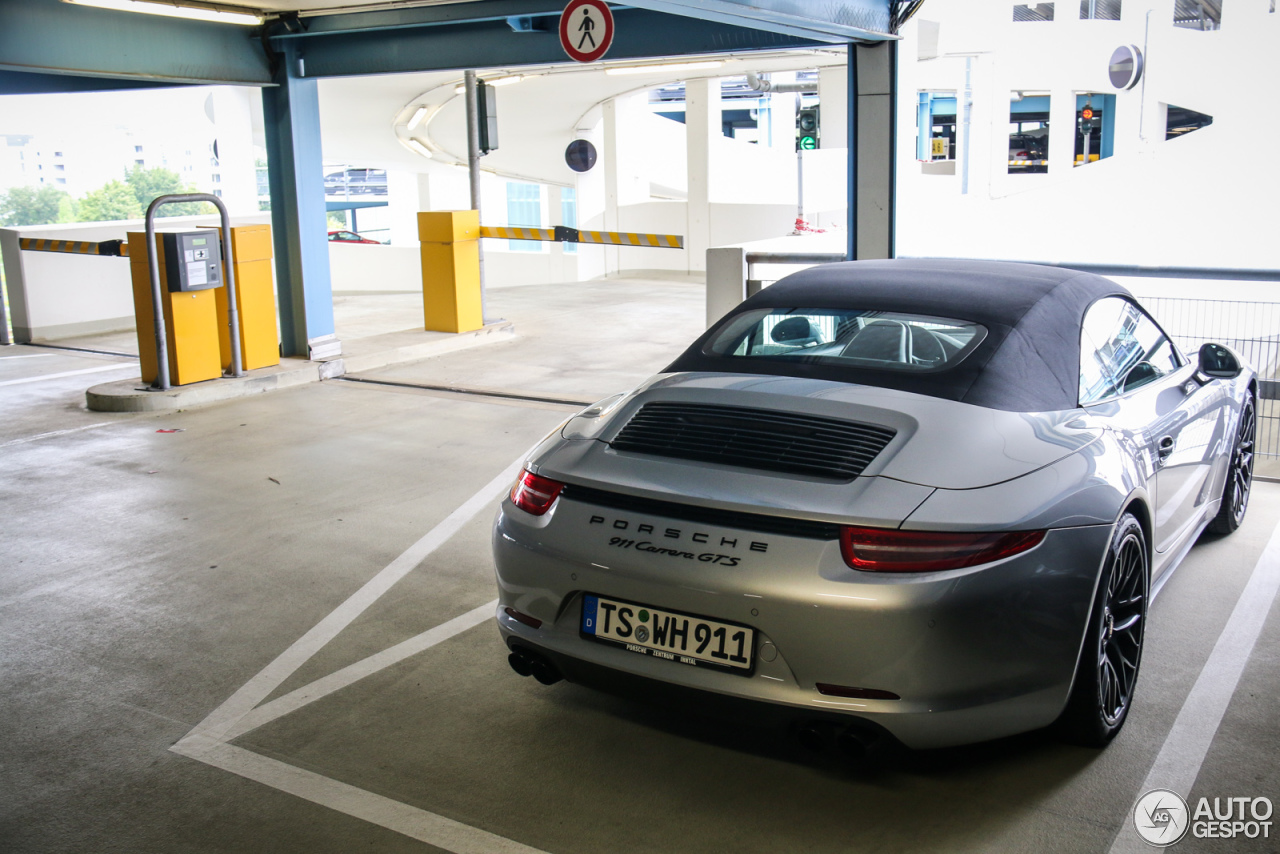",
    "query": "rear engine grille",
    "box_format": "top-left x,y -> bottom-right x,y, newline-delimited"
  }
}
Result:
560,484 -> 841,540
608,402 -> 895,481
